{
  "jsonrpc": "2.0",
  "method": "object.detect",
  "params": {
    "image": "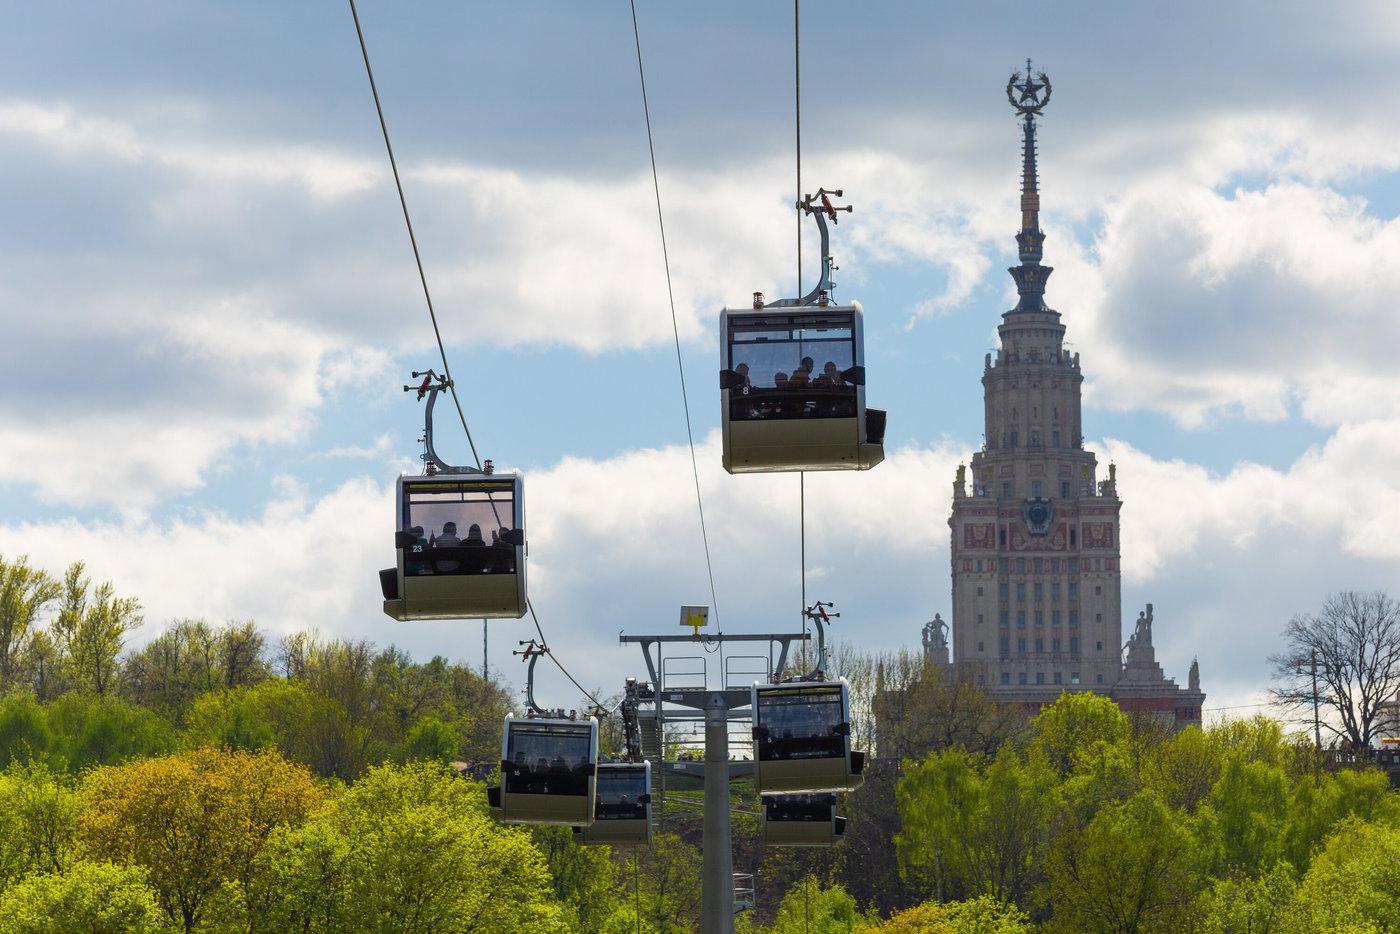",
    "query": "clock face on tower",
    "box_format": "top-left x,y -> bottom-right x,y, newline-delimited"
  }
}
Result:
1022,497 -> 1055,536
